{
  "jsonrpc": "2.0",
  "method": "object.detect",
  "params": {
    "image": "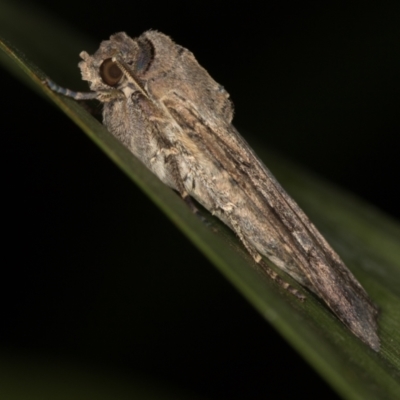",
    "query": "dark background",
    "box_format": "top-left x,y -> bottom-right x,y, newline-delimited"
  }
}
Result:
2,1 -> 400,399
